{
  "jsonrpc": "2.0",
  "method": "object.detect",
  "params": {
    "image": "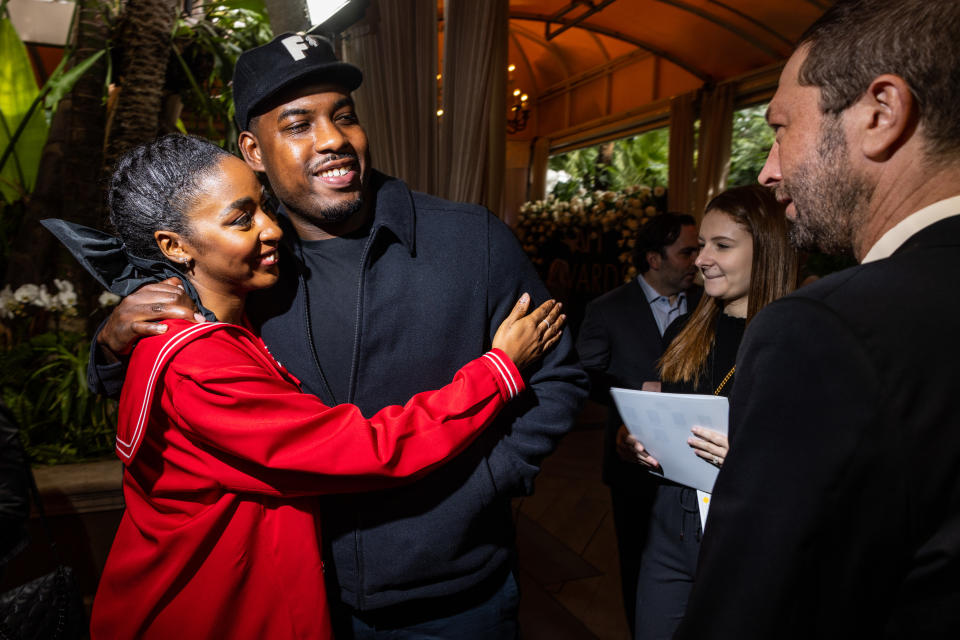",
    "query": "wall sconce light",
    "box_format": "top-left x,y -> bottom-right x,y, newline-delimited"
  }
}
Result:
507,63 -> 530,133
